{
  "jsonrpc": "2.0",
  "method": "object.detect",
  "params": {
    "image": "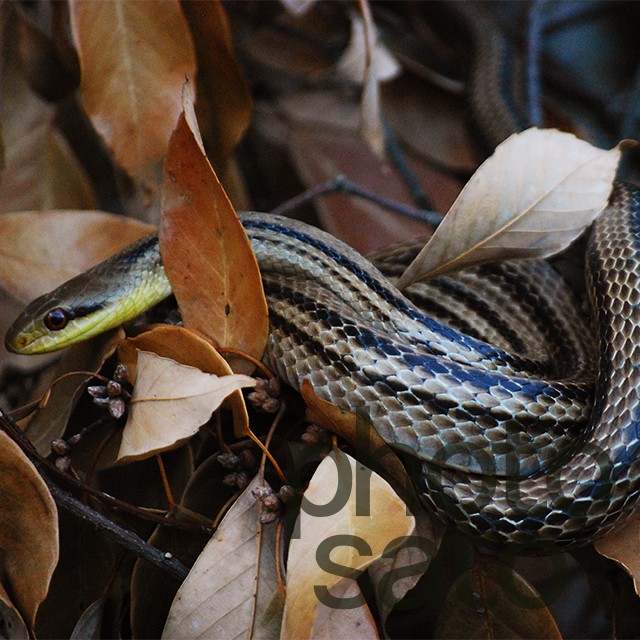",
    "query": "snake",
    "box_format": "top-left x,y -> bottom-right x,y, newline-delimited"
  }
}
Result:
5,7 -> 640,552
